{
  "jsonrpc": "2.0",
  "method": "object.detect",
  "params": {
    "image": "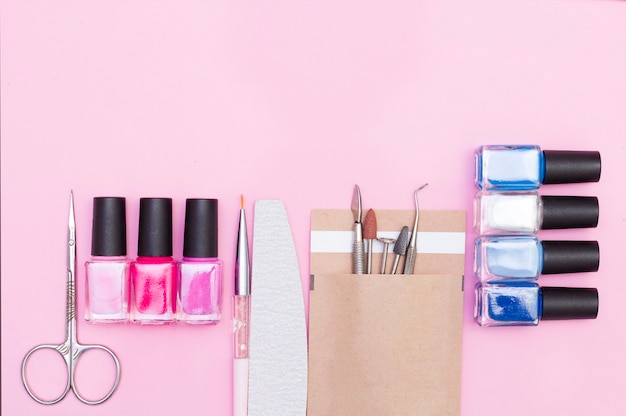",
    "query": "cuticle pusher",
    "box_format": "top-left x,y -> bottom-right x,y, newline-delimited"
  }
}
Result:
403,183 -> 428,274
